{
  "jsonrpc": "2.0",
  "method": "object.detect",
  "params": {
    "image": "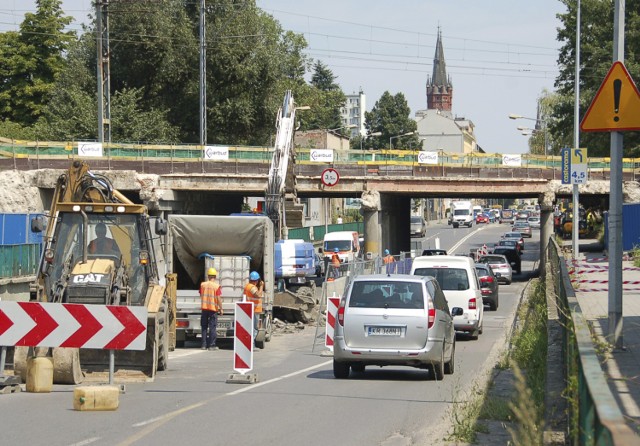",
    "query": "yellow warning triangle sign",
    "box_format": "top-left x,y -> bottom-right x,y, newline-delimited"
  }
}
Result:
581,61 -> 640,132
